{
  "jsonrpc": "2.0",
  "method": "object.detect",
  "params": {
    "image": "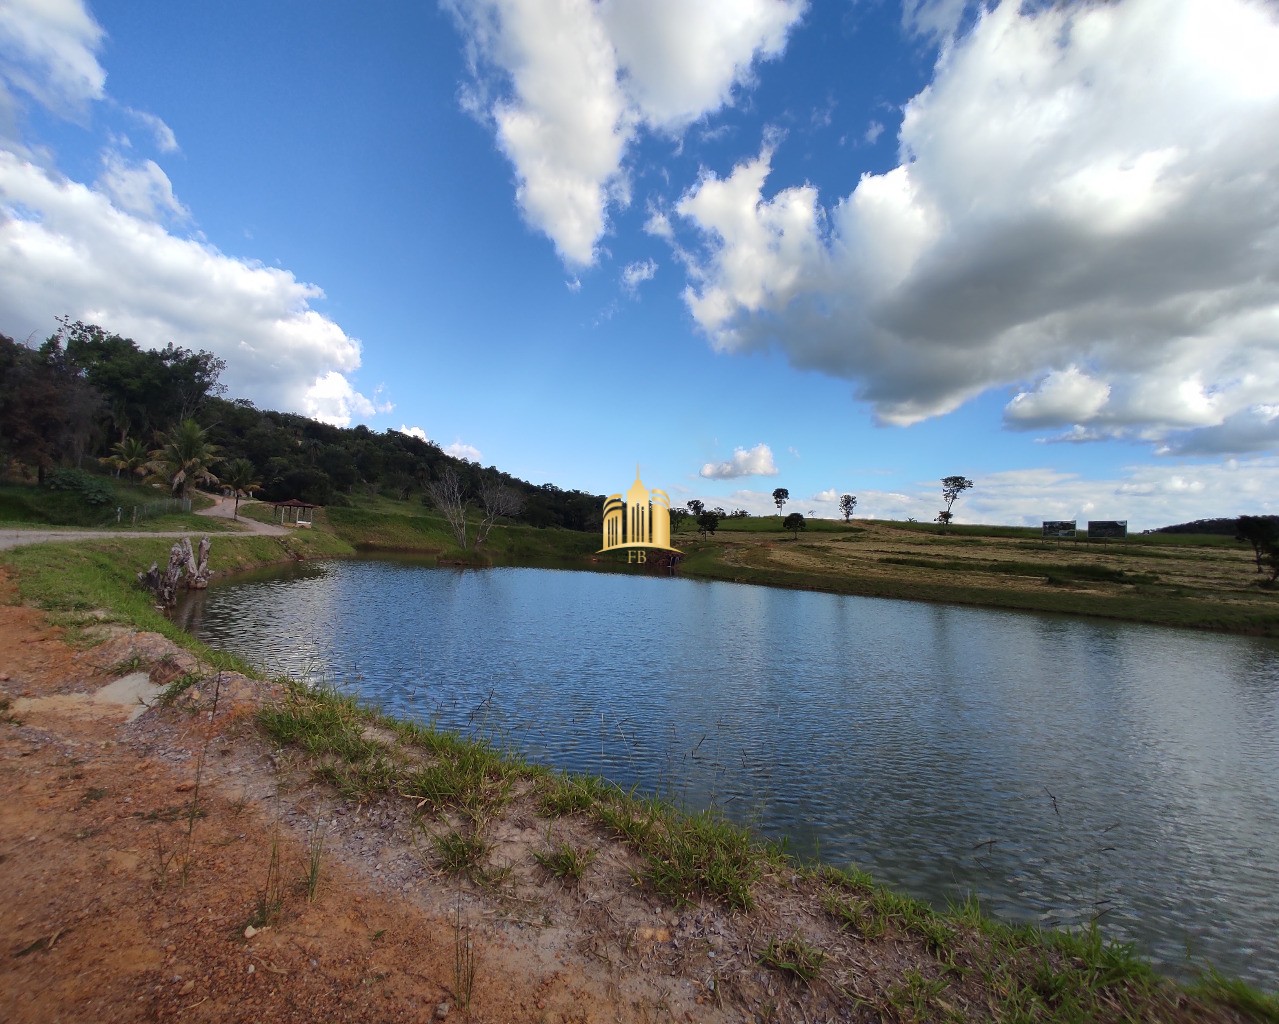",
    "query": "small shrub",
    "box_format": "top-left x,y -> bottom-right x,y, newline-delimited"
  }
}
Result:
45,468 -> 114,506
